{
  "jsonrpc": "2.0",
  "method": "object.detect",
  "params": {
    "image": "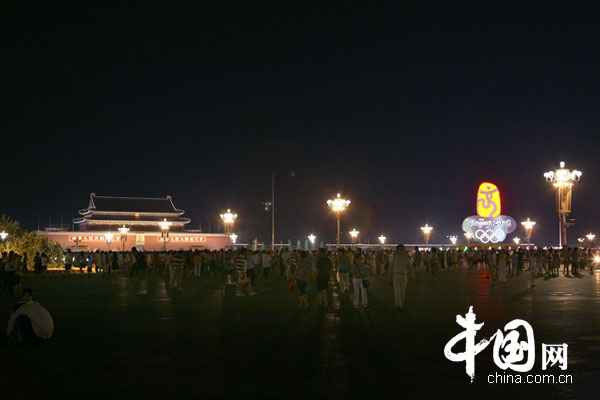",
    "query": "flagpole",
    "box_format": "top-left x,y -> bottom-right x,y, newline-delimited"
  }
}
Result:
271,173 -> 275,251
